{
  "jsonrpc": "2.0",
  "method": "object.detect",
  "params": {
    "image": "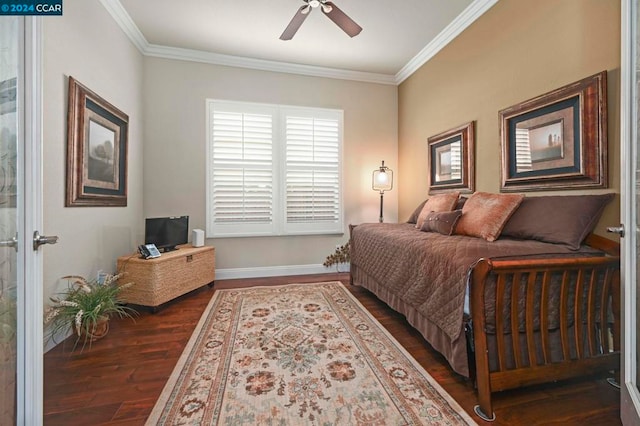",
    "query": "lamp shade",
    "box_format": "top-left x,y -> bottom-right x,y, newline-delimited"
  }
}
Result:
372,160 -> 393,192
